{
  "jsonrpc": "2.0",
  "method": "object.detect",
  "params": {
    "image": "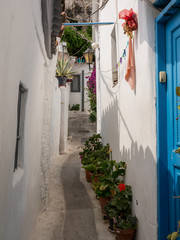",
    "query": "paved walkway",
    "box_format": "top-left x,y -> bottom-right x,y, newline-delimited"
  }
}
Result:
61,148 -> 98,240
30,112 -> 115,240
